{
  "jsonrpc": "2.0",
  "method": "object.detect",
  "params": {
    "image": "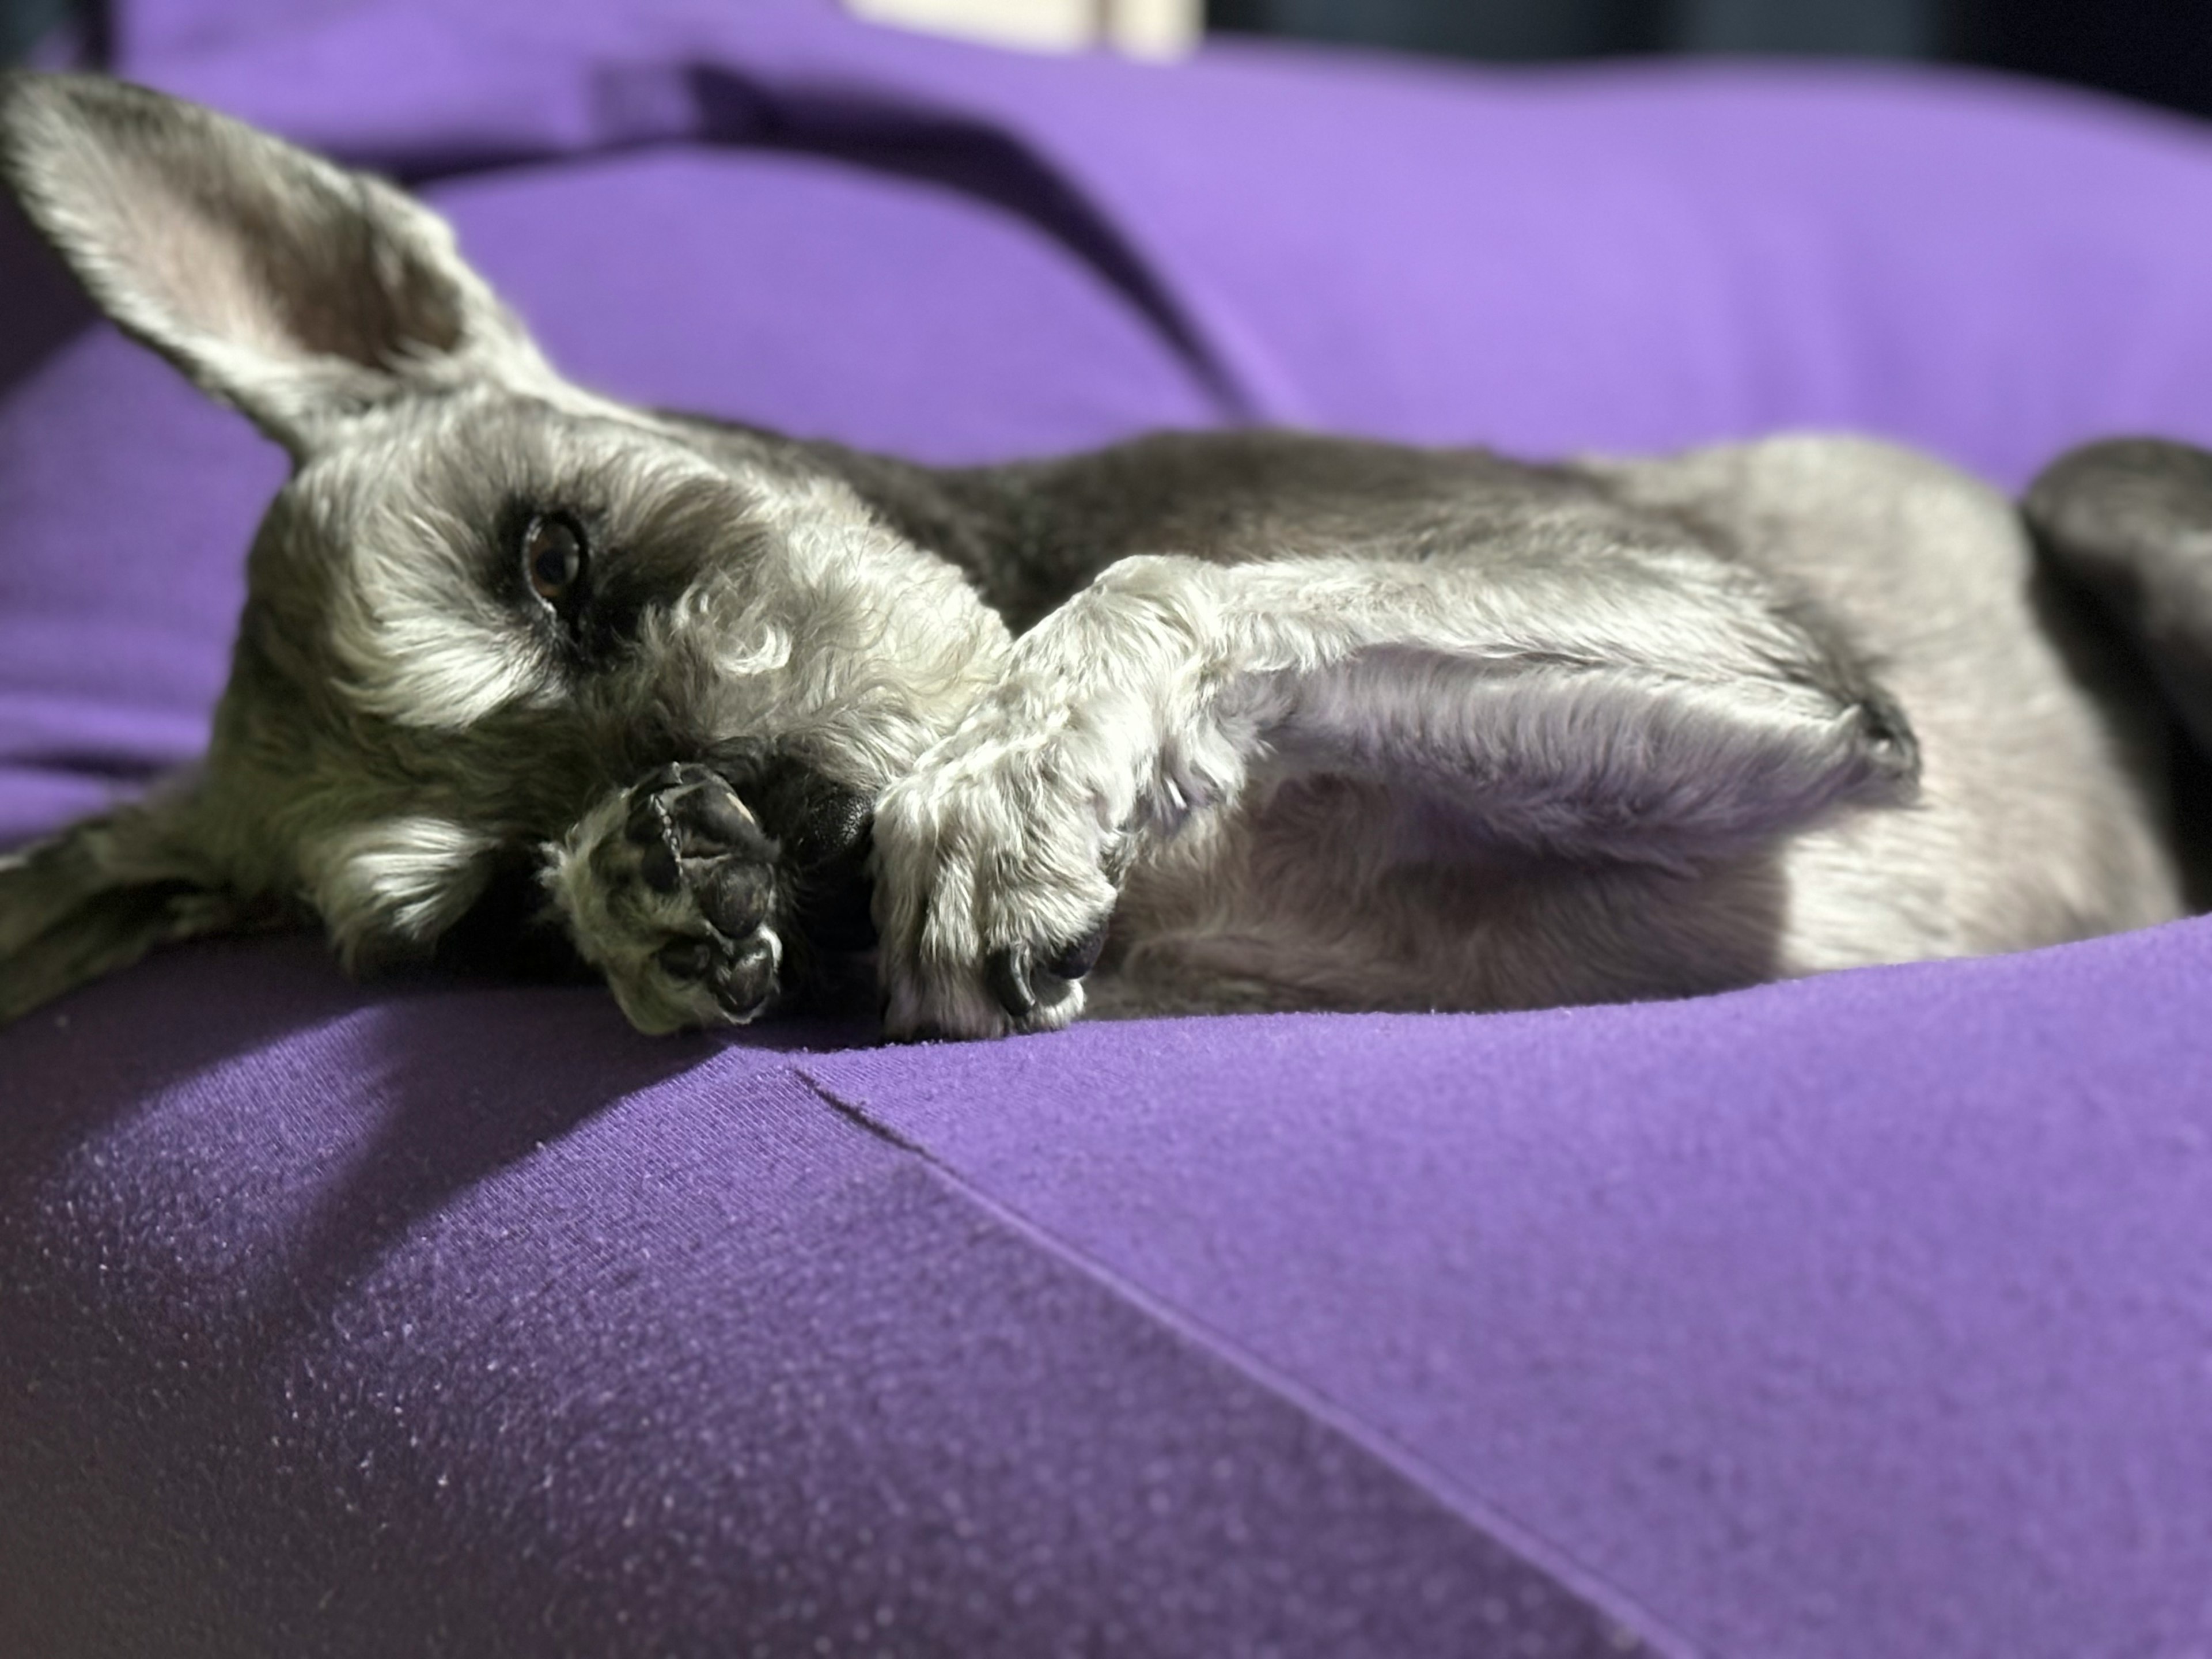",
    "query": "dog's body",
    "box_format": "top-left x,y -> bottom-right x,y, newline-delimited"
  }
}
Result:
687,417 -> 2179,1037
1,73 -> 2207,1041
